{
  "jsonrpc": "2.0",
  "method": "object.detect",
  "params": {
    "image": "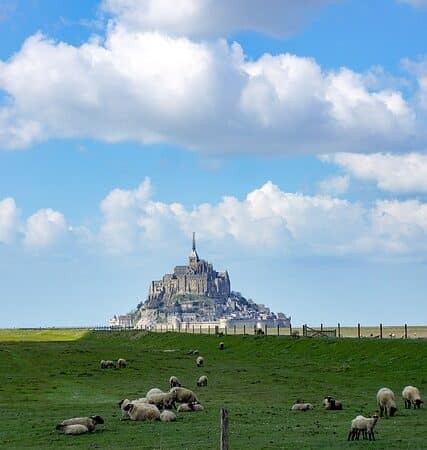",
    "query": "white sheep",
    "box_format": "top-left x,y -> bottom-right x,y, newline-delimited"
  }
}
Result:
160,410 -> 177,422
119,398 -> 149,419
291,403 -> 313,411
146,388 -> 164,398
197,375 -> 208,387
117,358 -> 127,368
169,376 -> 181,388
347,414 -> 379,441
123,403 -> 161,421
323,396 -> 343,410
402,386 -> 423,409
170,386 -> 199,405
100,360 -> 115,369
196,356 -> 204,367
377,387 -> 397,417
57,416 -> 104,431
177,403 -> 204,412
56,424 -> 90,435
147,391 -> 176,410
